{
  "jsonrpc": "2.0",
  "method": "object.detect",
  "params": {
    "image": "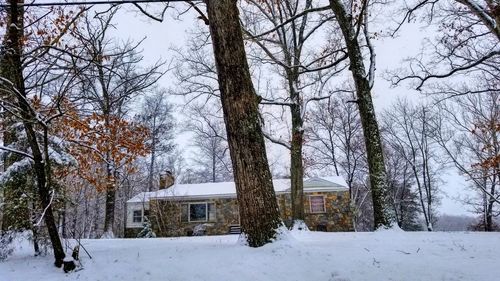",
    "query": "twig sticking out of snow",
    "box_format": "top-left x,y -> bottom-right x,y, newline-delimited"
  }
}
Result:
397,250 -> 411,255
